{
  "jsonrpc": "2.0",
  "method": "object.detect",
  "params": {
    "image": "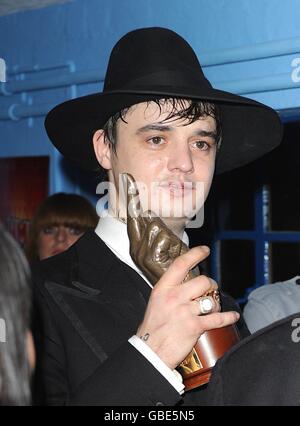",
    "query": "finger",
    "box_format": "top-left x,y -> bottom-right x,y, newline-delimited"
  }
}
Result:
134,233 -> 164,284
156,245 -> 210,289
179,242 -> 189,256
190,295 -> 220,316
181,275 -> 218,302
150,230 -> 171,264
141,208 -> 173,230
130,219 -> 162,263
123,173 -> 145,242
169,239 -> 186,260
198,295 -> 220,315
142,209 -> 158,225
124,172 -> 142,219
142,230 -> 172,282
152,230 -> 183,264
197,311 -> 240,332
138,226 -> 183,283
143,213 -> 183,259
142,215 -> 161,248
